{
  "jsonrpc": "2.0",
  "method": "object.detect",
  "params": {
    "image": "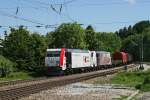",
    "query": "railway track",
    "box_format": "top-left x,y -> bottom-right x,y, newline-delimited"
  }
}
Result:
0,64 -> 136,100
0,77 -> 48,87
